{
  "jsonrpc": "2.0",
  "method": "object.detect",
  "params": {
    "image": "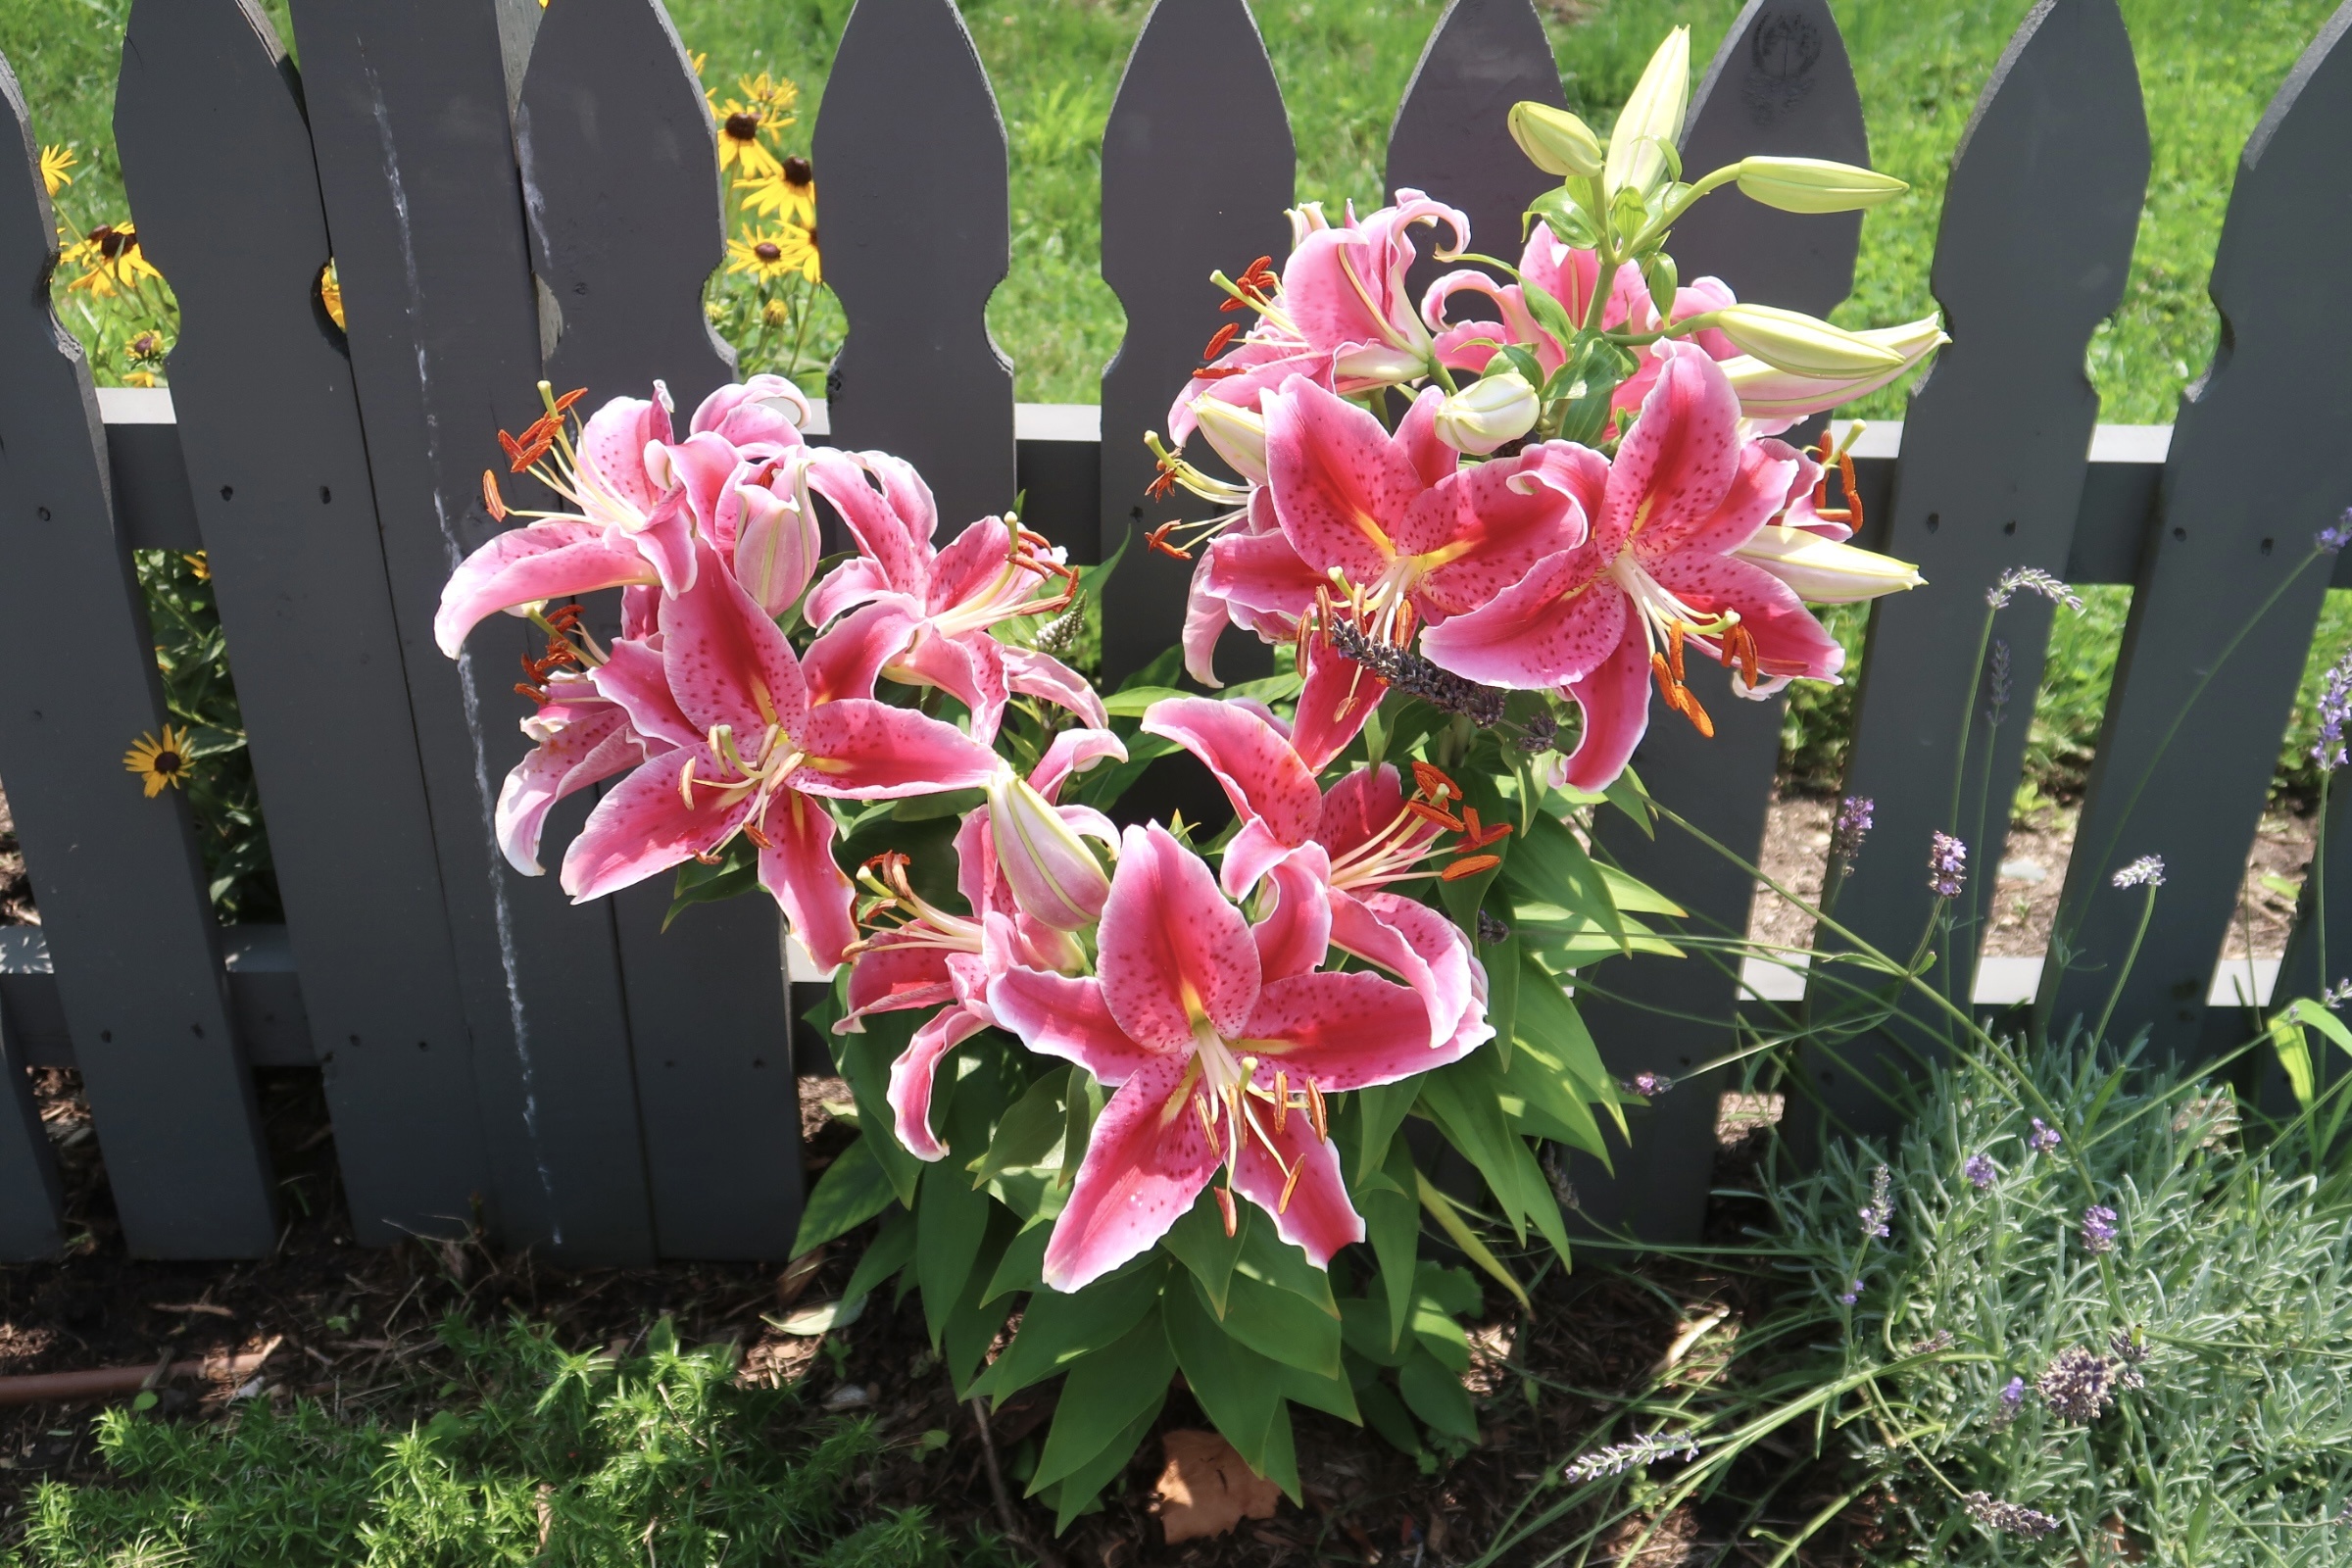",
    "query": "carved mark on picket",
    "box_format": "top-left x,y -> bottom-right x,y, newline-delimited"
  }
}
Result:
815,0 -> 1012,530
2048,0 -> 2352,1058
1815,0 -> 2147,1140
516,0 -> 735,407
1573,0 -> 1867,1242
117,0 -> 490,1243
0,50 -> 270,1257
1098,0 -> 1294,686
290,0 -> 653,1262
1386,0 -> 1563,306
518,0 -> 801,1259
